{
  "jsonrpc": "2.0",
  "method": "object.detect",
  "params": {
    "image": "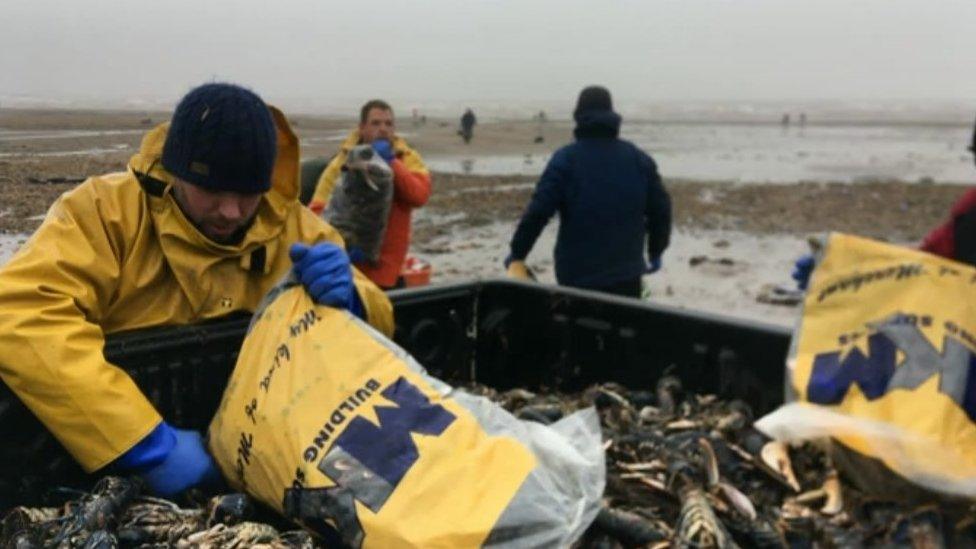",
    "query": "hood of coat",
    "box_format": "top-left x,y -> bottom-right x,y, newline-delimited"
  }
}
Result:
573,110 -> 621,140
